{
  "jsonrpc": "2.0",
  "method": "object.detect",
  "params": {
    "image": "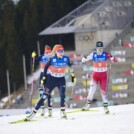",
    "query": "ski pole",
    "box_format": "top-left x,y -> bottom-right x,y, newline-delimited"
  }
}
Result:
70,73 -> 75,100
31,57 -> 35,95
70,84 -> 74,100
83,63 -> 88,91
30,51 -> 36,109
106,62 -> 111,91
